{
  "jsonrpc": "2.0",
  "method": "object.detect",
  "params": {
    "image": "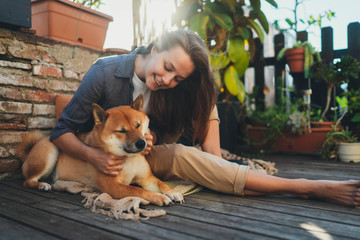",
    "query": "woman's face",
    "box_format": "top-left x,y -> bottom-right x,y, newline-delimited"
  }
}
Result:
144,45 -> 195,91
